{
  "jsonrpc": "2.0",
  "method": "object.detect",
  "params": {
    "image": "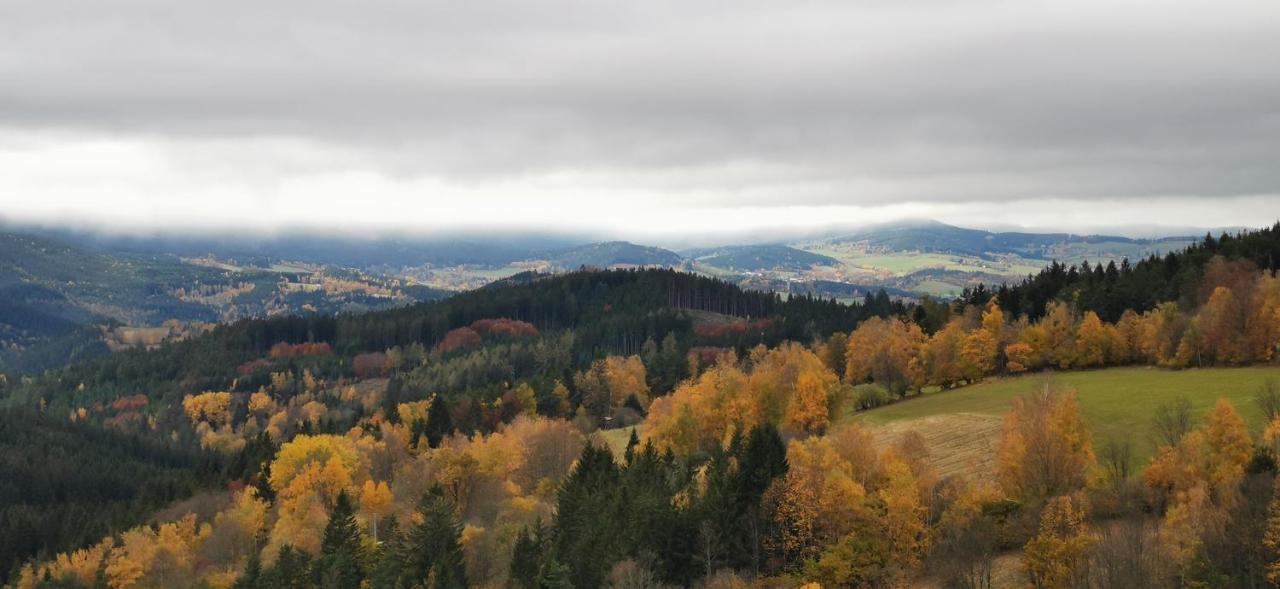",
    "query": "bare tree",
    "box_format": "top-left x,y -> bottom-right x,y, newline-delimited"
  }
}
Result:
1088,517 -> 1171,589
608,559 -> 673,589
1256,379 -> 1280,424
1099,437 -> 1133,487
1152,396 -> 1193,449
930,512 -> 996,589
